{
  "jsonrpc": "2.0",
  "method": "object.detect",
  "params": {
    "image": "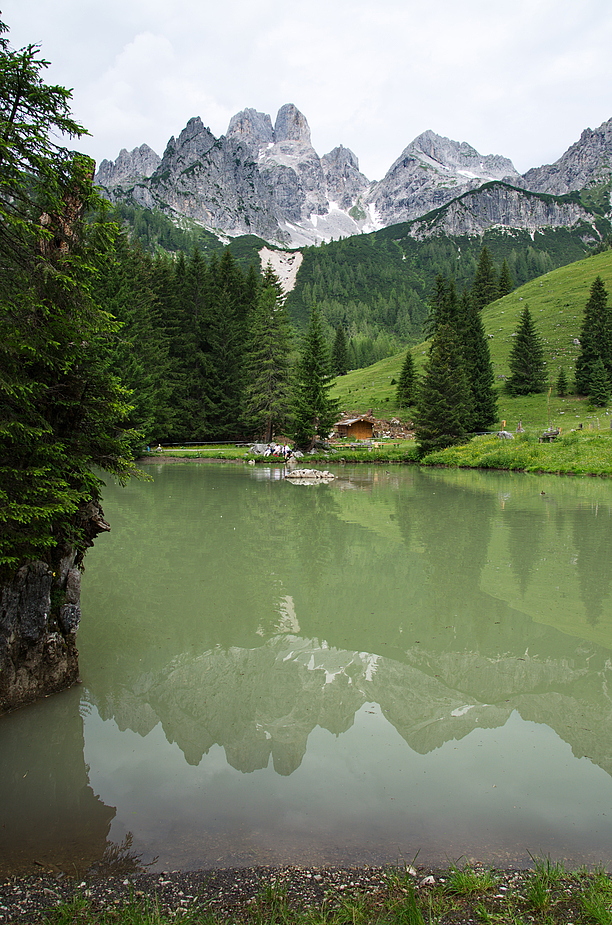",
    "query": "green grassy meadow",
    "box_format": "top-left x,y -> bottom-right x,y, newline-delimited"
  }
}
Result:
332,248 -> 612,434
